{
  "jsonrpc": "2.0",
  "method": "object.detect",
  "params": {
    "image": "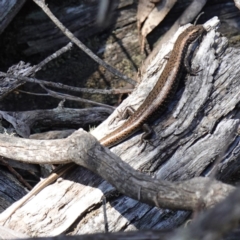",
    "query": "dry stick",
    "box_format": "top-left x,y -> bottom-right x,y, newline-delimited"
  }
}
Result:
30,42 -> 73,73
32,0 -> 136,86
39,84 -> 115,110
0,43 -> 73,102
0,72 -> 132,95
17,90 -> 51,97
23,42 -> 74,77
18,88 -> 114,109
1,163 -> 75,226
0,158 -> 32,190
